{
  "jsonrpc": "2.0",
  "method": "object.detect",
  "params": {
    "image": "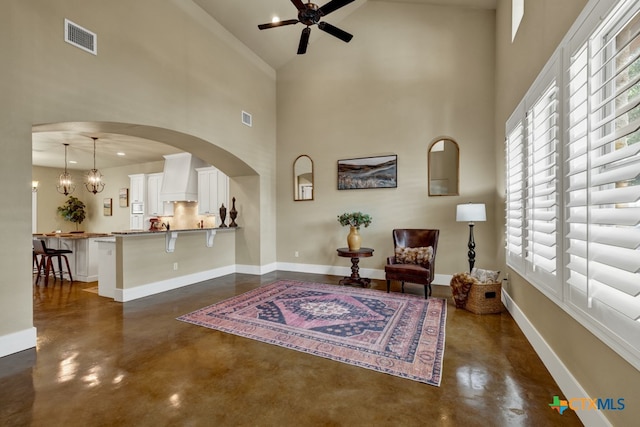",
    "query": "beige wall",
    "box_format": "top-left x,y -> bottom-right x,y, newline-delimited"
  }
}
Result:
276,2 -> 497,276
1,0 -> 276,345
495,0 -> 639,424
117,230 -> 235,290
32,161 -> 164,234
